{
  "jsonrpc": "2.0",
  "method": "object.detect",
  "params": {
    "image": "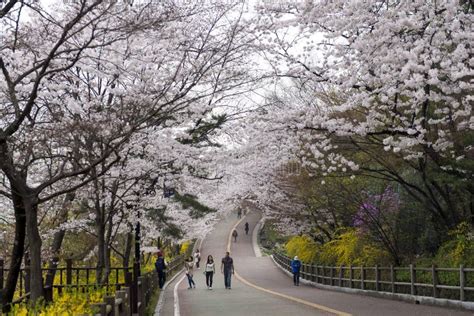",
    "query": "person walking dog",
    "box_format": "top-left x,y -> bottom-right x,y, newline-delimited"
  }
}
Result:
291,256 -> 302,286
